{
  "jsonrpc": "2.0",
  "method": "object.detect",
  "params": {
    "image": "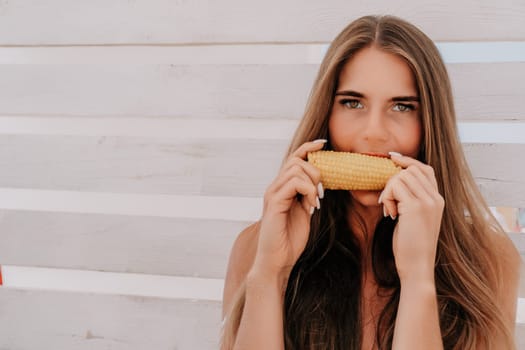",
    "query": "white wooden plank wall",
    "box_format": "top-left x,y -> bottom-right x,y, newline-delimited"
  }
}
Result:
0,1 -> 524,349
